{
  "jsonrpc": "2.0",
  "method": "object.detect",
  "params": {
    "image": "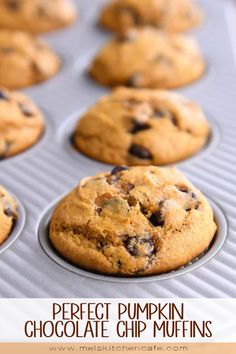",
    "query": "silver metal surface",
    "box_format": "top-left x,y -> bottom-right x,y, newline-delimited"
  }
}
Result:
0,0 -> 235,298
